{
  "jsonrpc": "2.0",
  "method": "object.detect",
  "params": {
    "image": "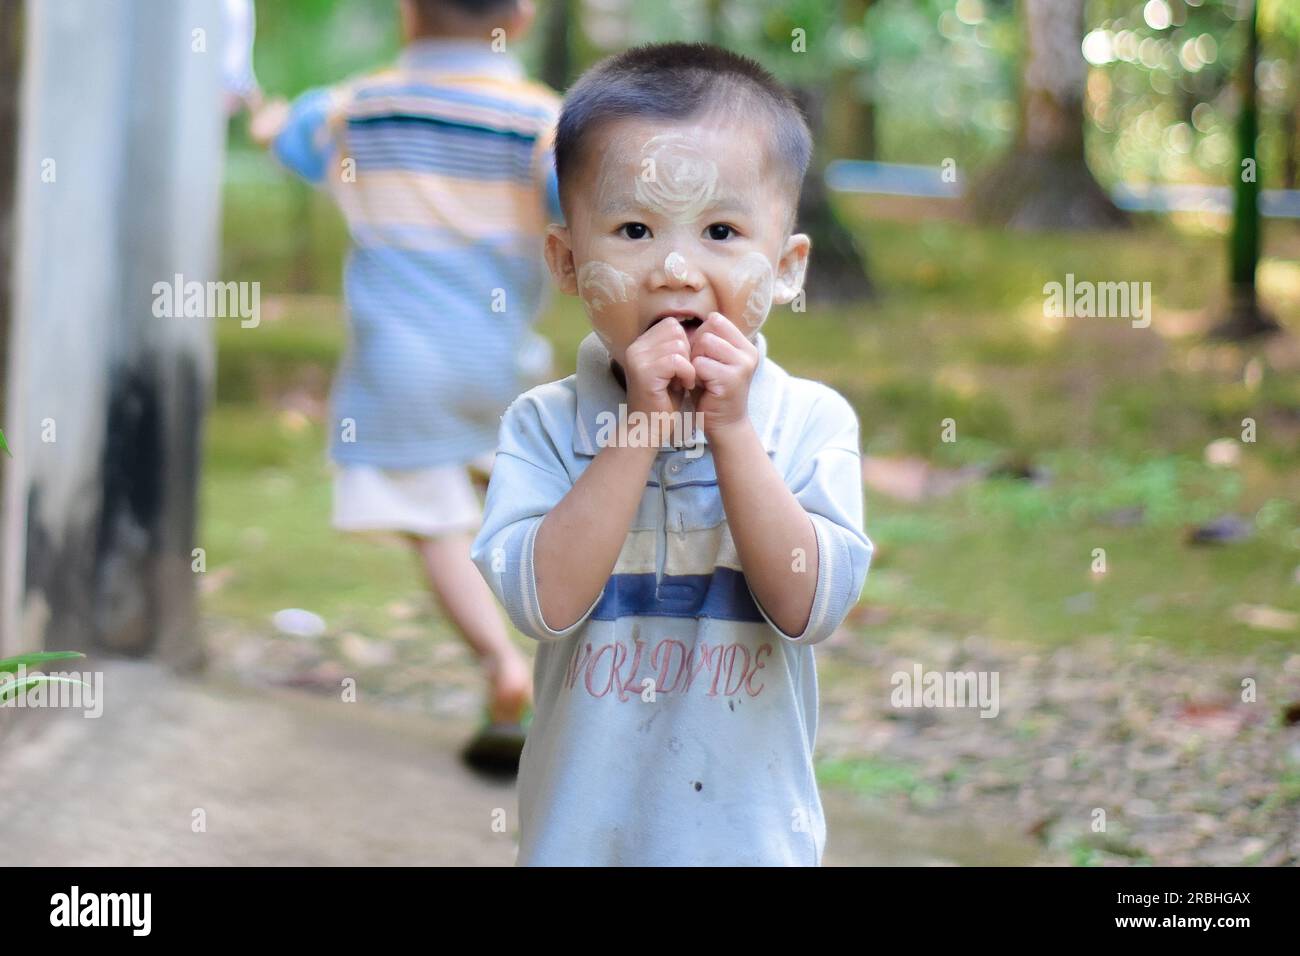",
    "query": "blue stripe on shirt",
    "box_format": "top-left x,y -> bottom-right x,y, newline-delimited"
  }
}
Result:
591,569 -> 764,623
348,125 -> 535,181
347,112 -> 539,144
